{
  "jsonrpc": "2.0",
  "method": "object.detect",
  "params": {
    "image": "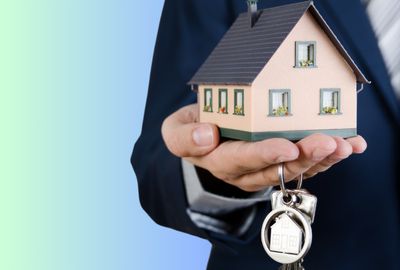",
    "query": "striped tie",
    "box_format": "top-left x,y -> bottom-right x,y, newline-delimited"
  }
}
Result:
365,0 -> 400,99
